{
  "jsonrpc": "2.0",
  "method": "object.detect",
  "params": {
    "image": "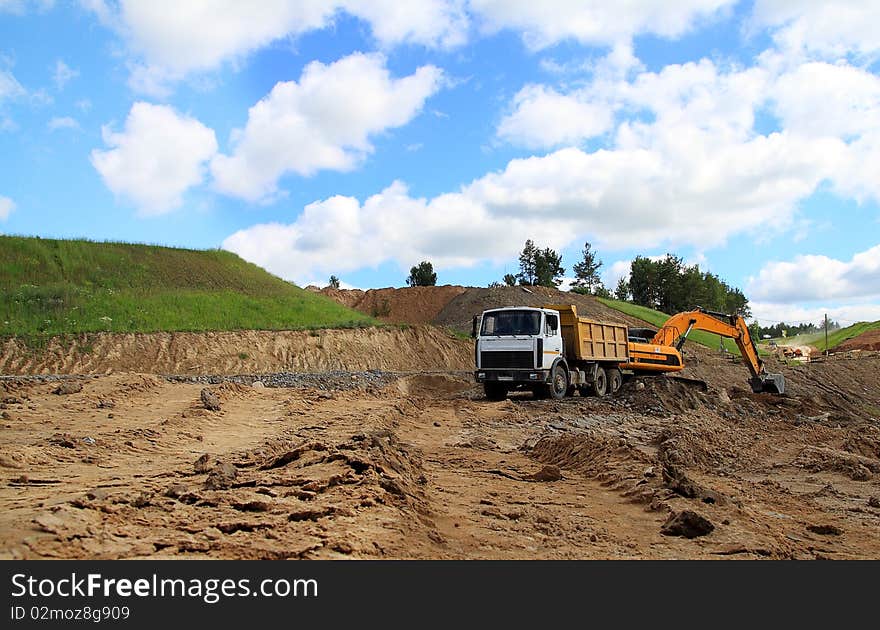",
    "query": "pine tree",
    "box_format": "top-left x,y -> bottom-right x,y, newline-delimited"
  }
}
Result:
571,241 -> 603,293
